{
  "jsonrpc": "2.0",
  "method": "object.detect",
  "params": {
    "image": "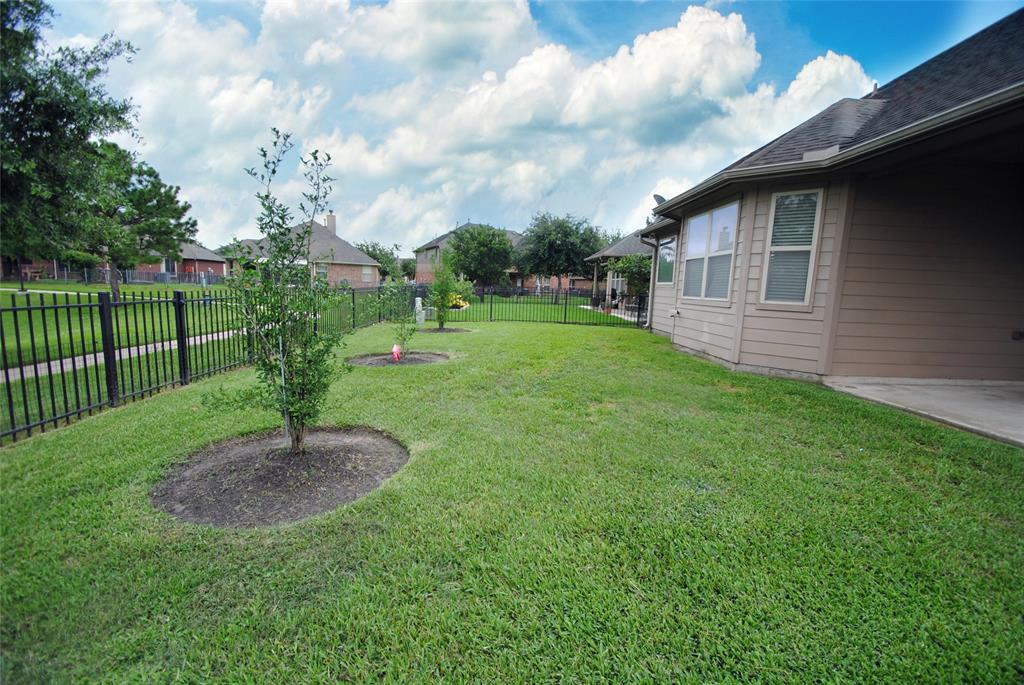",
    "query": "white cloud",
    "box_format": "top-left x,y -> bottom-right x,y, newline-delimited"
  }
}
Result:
50,2 -> 873,253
